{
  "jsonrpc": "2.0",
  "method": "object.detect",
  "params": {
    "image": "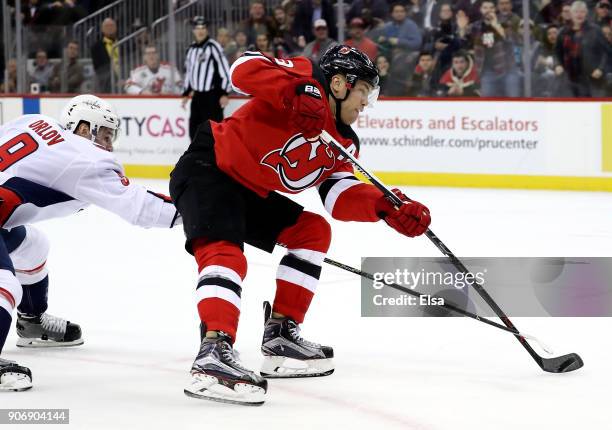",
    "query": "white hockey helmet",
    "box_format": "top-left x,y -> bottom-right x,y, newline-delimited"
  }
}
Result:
59,94 -> 120,151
